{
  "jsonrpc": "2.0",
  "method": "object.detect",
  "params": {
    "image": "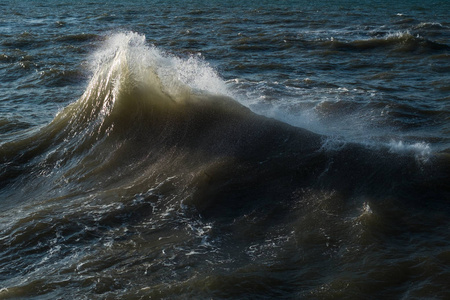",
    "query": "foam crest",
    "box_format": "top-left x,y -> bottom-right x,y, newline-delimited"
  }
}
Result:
88,32 -> 229,101
388,140 -> 431,162
49,31 -> 234,140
